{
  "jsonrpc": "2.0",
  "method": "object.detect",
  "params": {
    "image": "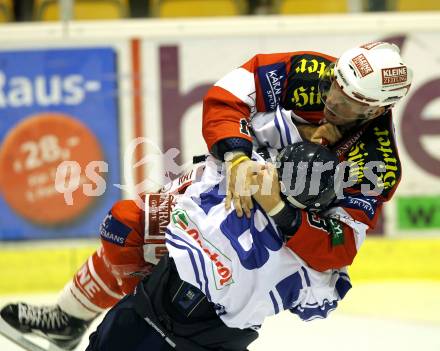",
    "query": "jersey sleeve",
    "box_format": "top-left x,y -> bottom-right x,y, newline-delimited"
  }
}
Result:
286,183 -> 389,272
99,199 -> 152,294
286,209 -> 360,272
202,53 -> 293,152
